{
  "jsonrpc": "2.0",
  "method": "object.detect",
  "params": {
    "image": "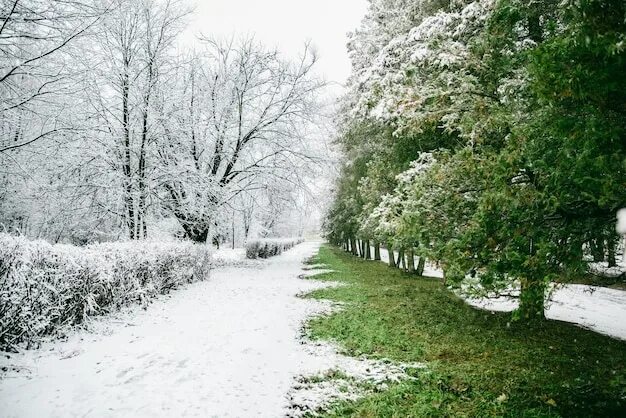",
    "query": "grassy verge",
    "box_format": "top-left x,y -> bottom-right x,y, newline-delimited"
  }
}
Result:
303,245 -> 626,417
